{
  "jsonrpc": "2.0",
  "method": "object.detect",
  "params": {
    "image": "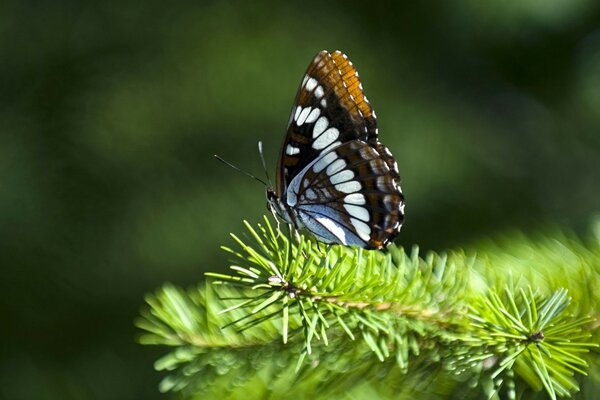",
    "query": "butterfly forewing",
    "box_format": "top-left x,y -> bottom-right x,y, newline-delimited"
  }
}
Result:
277,50 -> 379,195
270,50 -> 404,250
